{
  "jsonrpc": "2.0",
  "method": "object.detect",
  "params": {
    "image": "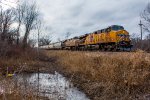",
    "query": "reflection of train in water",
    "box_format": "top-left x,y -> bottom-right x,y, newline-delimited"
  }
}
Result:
40,25 -> 132,51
